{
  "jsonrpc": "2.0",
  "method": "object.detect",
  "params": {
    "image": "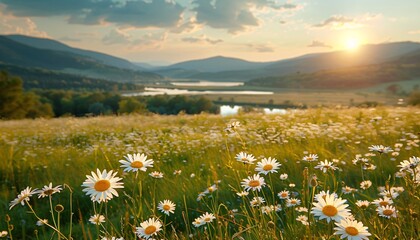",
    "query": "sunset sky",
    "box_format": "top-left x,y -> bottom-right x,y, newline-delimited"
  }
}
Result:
1,0 -> 419,65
